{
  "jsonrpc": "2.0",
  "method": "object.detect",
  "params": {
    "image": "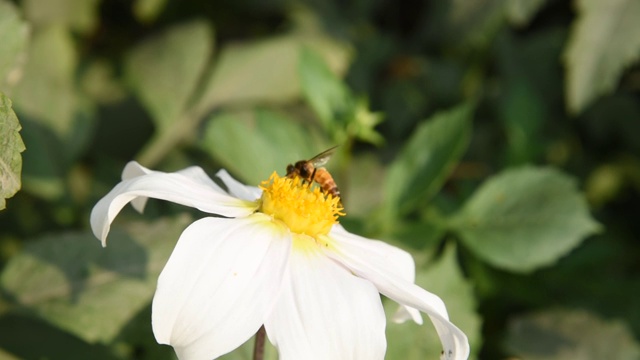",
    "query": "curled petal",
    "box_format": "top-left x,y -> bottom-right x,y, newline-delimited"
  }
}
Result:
265,240 -> 386,360
90,166 -> 256,246
122,161 -> 152,179
327,231 -> 470,360
153,215 -> 291,360
329,225 -> 422,324
215,169 -> 262,201
122,161 -> 227,213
